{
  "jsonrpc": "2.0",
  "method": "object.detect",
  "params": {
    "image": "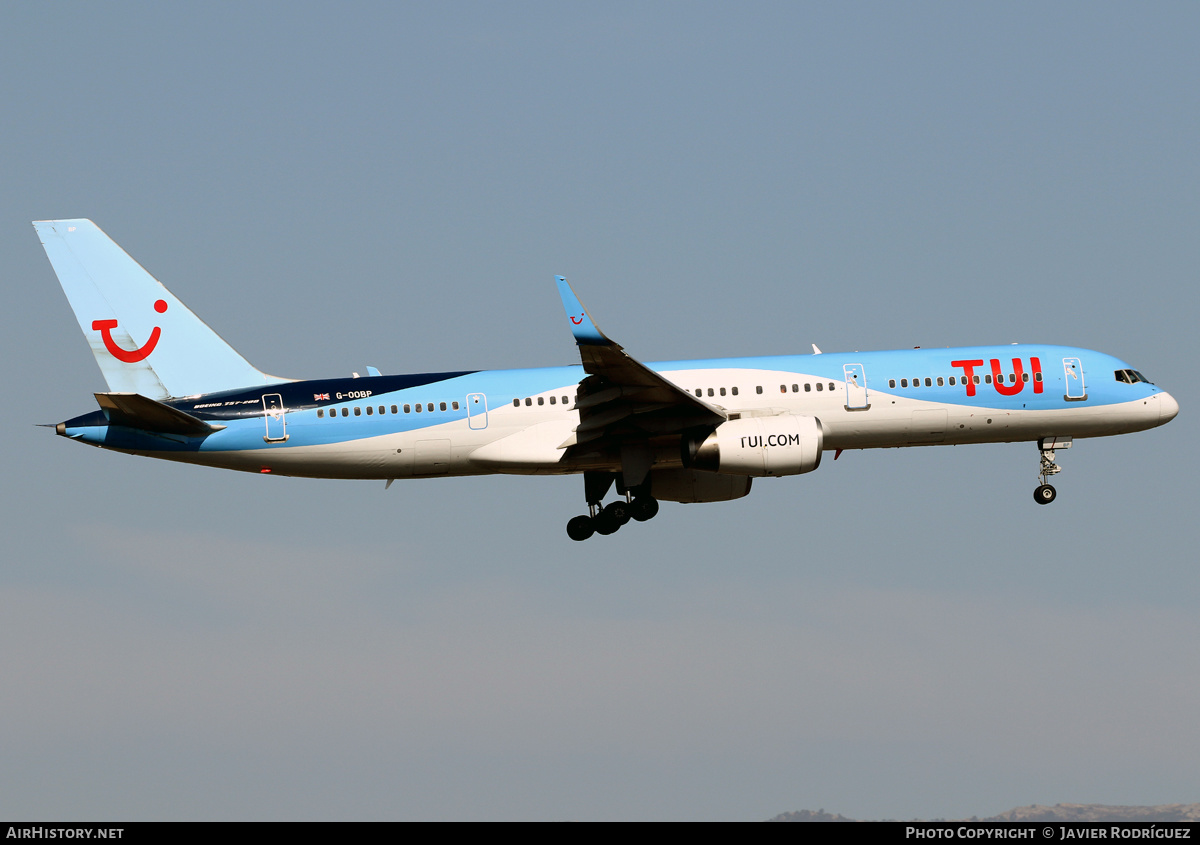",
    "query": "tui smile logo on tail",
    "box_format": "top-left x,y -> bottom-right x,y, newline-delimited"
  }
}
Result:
92,299 -> 168,363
